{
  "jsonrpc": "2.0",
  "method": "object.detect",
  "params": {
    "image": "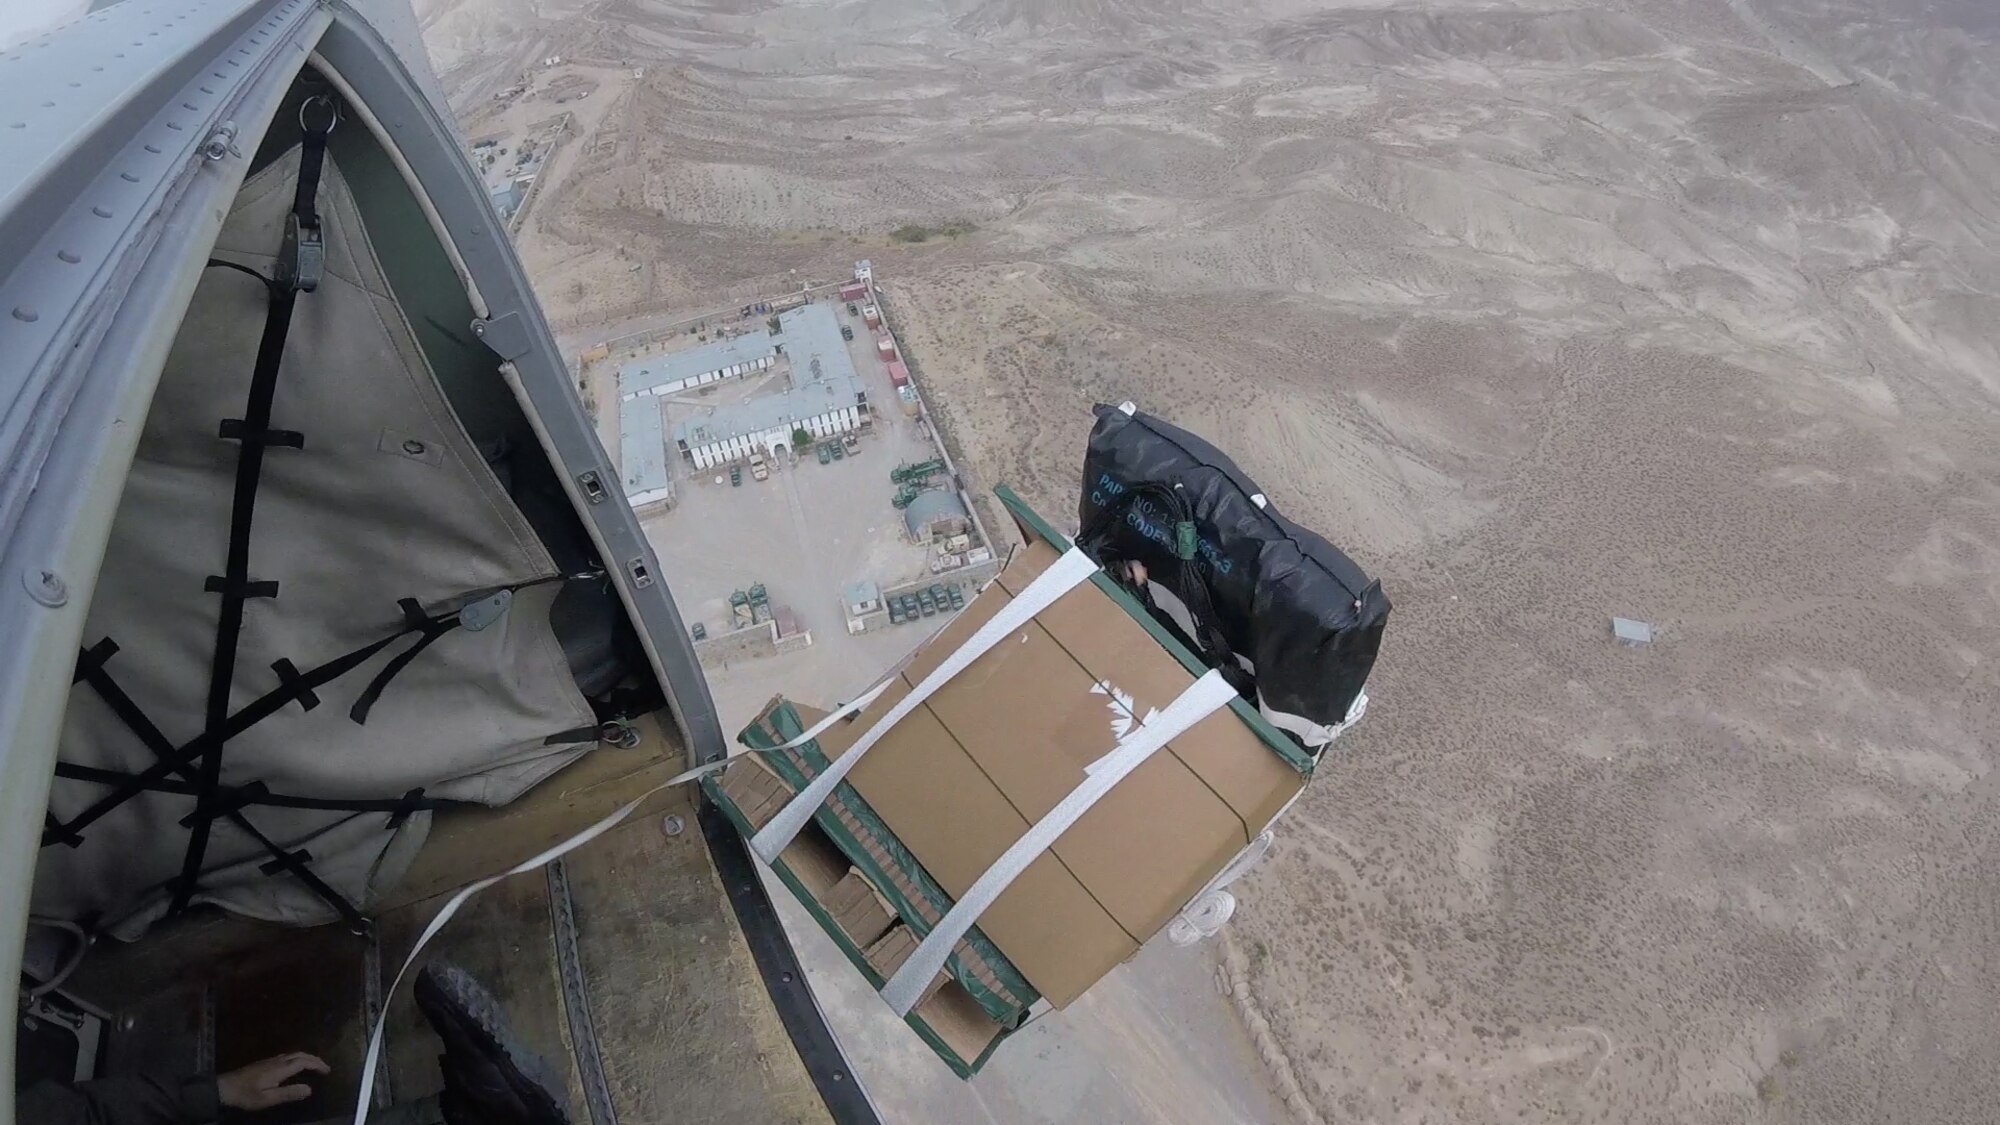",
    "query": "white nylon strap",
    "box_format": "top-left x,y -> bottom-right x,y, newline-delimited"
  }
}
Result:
750,547 -> 1100,865
879,668 -> 1239,1016
350,671 -> 898,1122
661,677 -> 895,787
351,781 -> 670,1123
352,547 -> 1099,1117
